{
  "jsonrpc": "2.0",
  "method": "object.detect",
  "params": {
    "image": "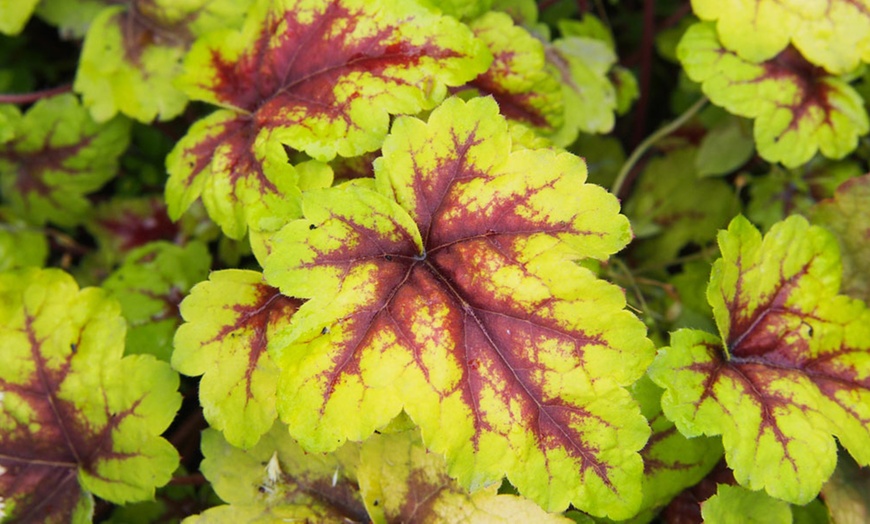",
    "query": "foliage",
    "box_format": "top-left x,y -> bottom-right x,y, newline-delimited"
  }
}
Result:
2,0 -> 870,522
